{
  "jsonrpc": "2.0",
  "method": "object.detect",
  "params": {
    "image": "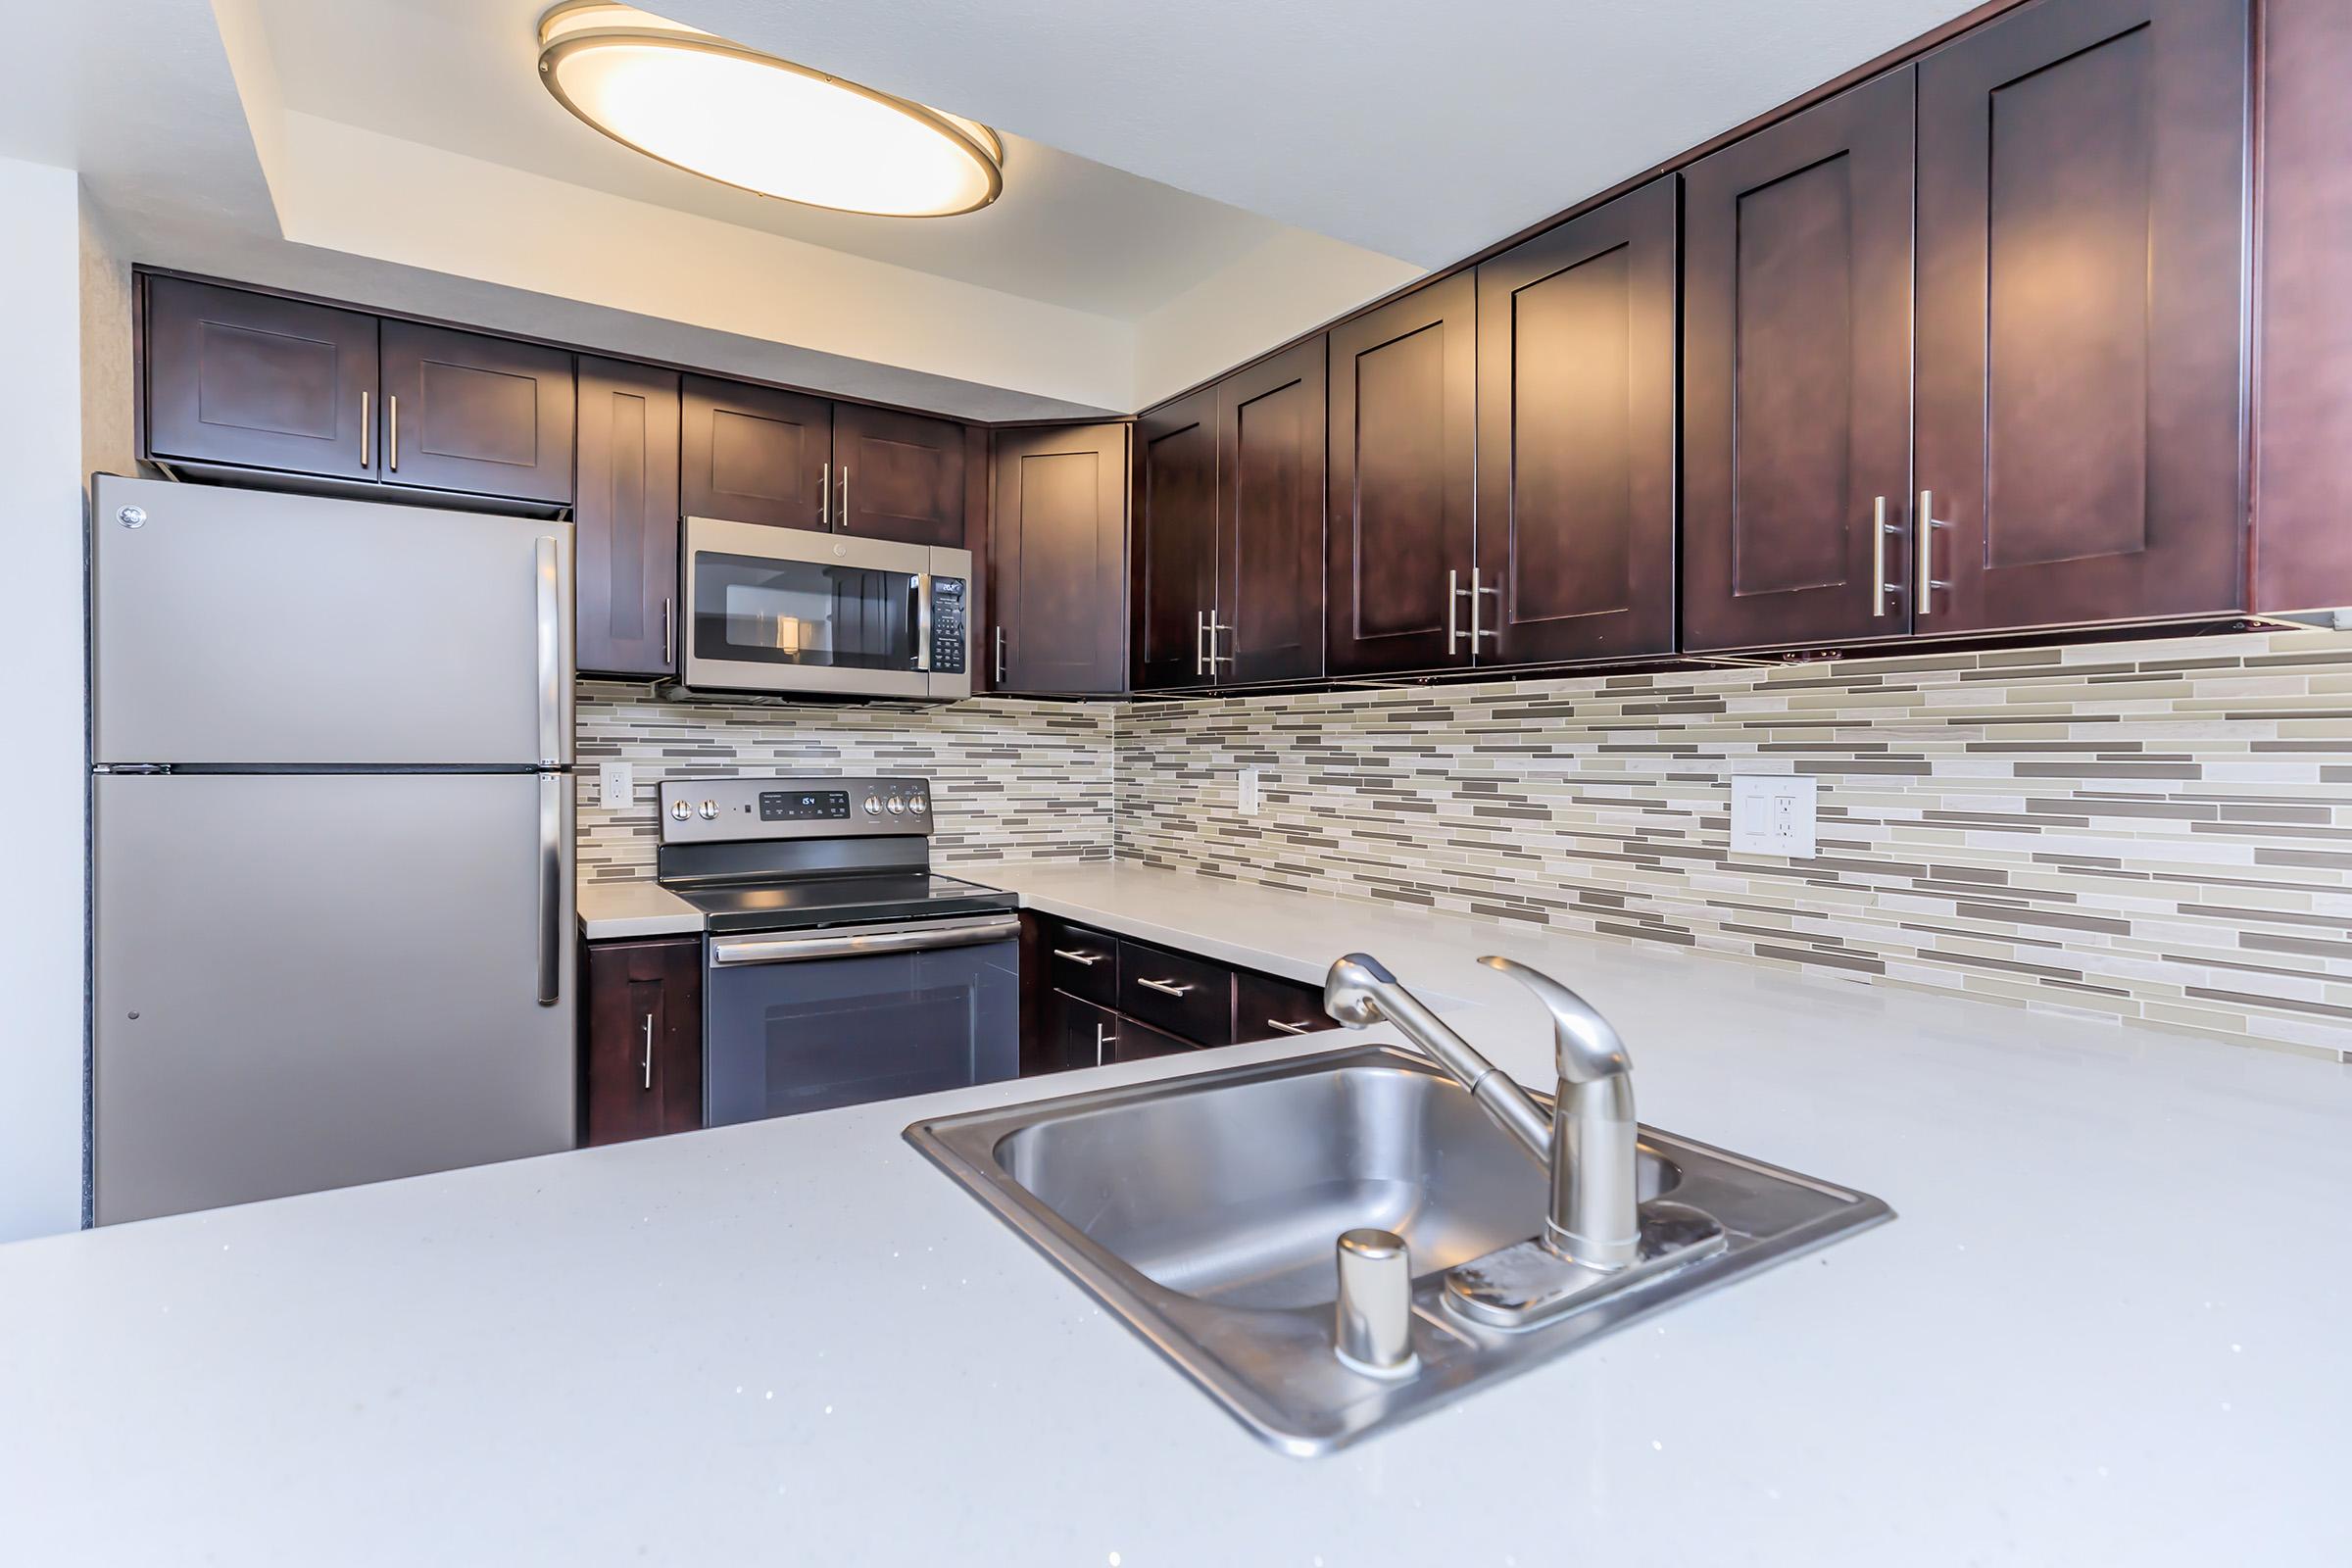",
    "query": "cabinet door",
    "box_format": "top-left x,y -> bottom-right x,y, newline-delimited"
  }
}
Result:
1219,337 -> 1328,685
1475,175 -> 1677,666
833,402 -> 966,546
1915,0 -> 2246,633
1327,273 -> 1477,675
1108,1017 -> 1197,1064
681,375 -> 833,528
991,422 -> 1129,696
573,359 -> 681,678
144,276 -> 379,480
1682,71 -> 1917,654
1132,386 -> 1220,691
1041,988 -> 1120,1074
581,937 -> 703,1147
379,321 -> 575,505
2254,0 -> 2352,613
